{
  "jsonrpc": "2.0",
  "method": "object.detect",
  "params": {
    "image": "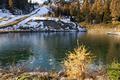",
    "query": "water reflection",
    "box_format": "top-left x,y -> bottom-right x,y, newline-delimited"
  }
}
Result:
78,34 -> 120,64
0,32 -> 119,71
